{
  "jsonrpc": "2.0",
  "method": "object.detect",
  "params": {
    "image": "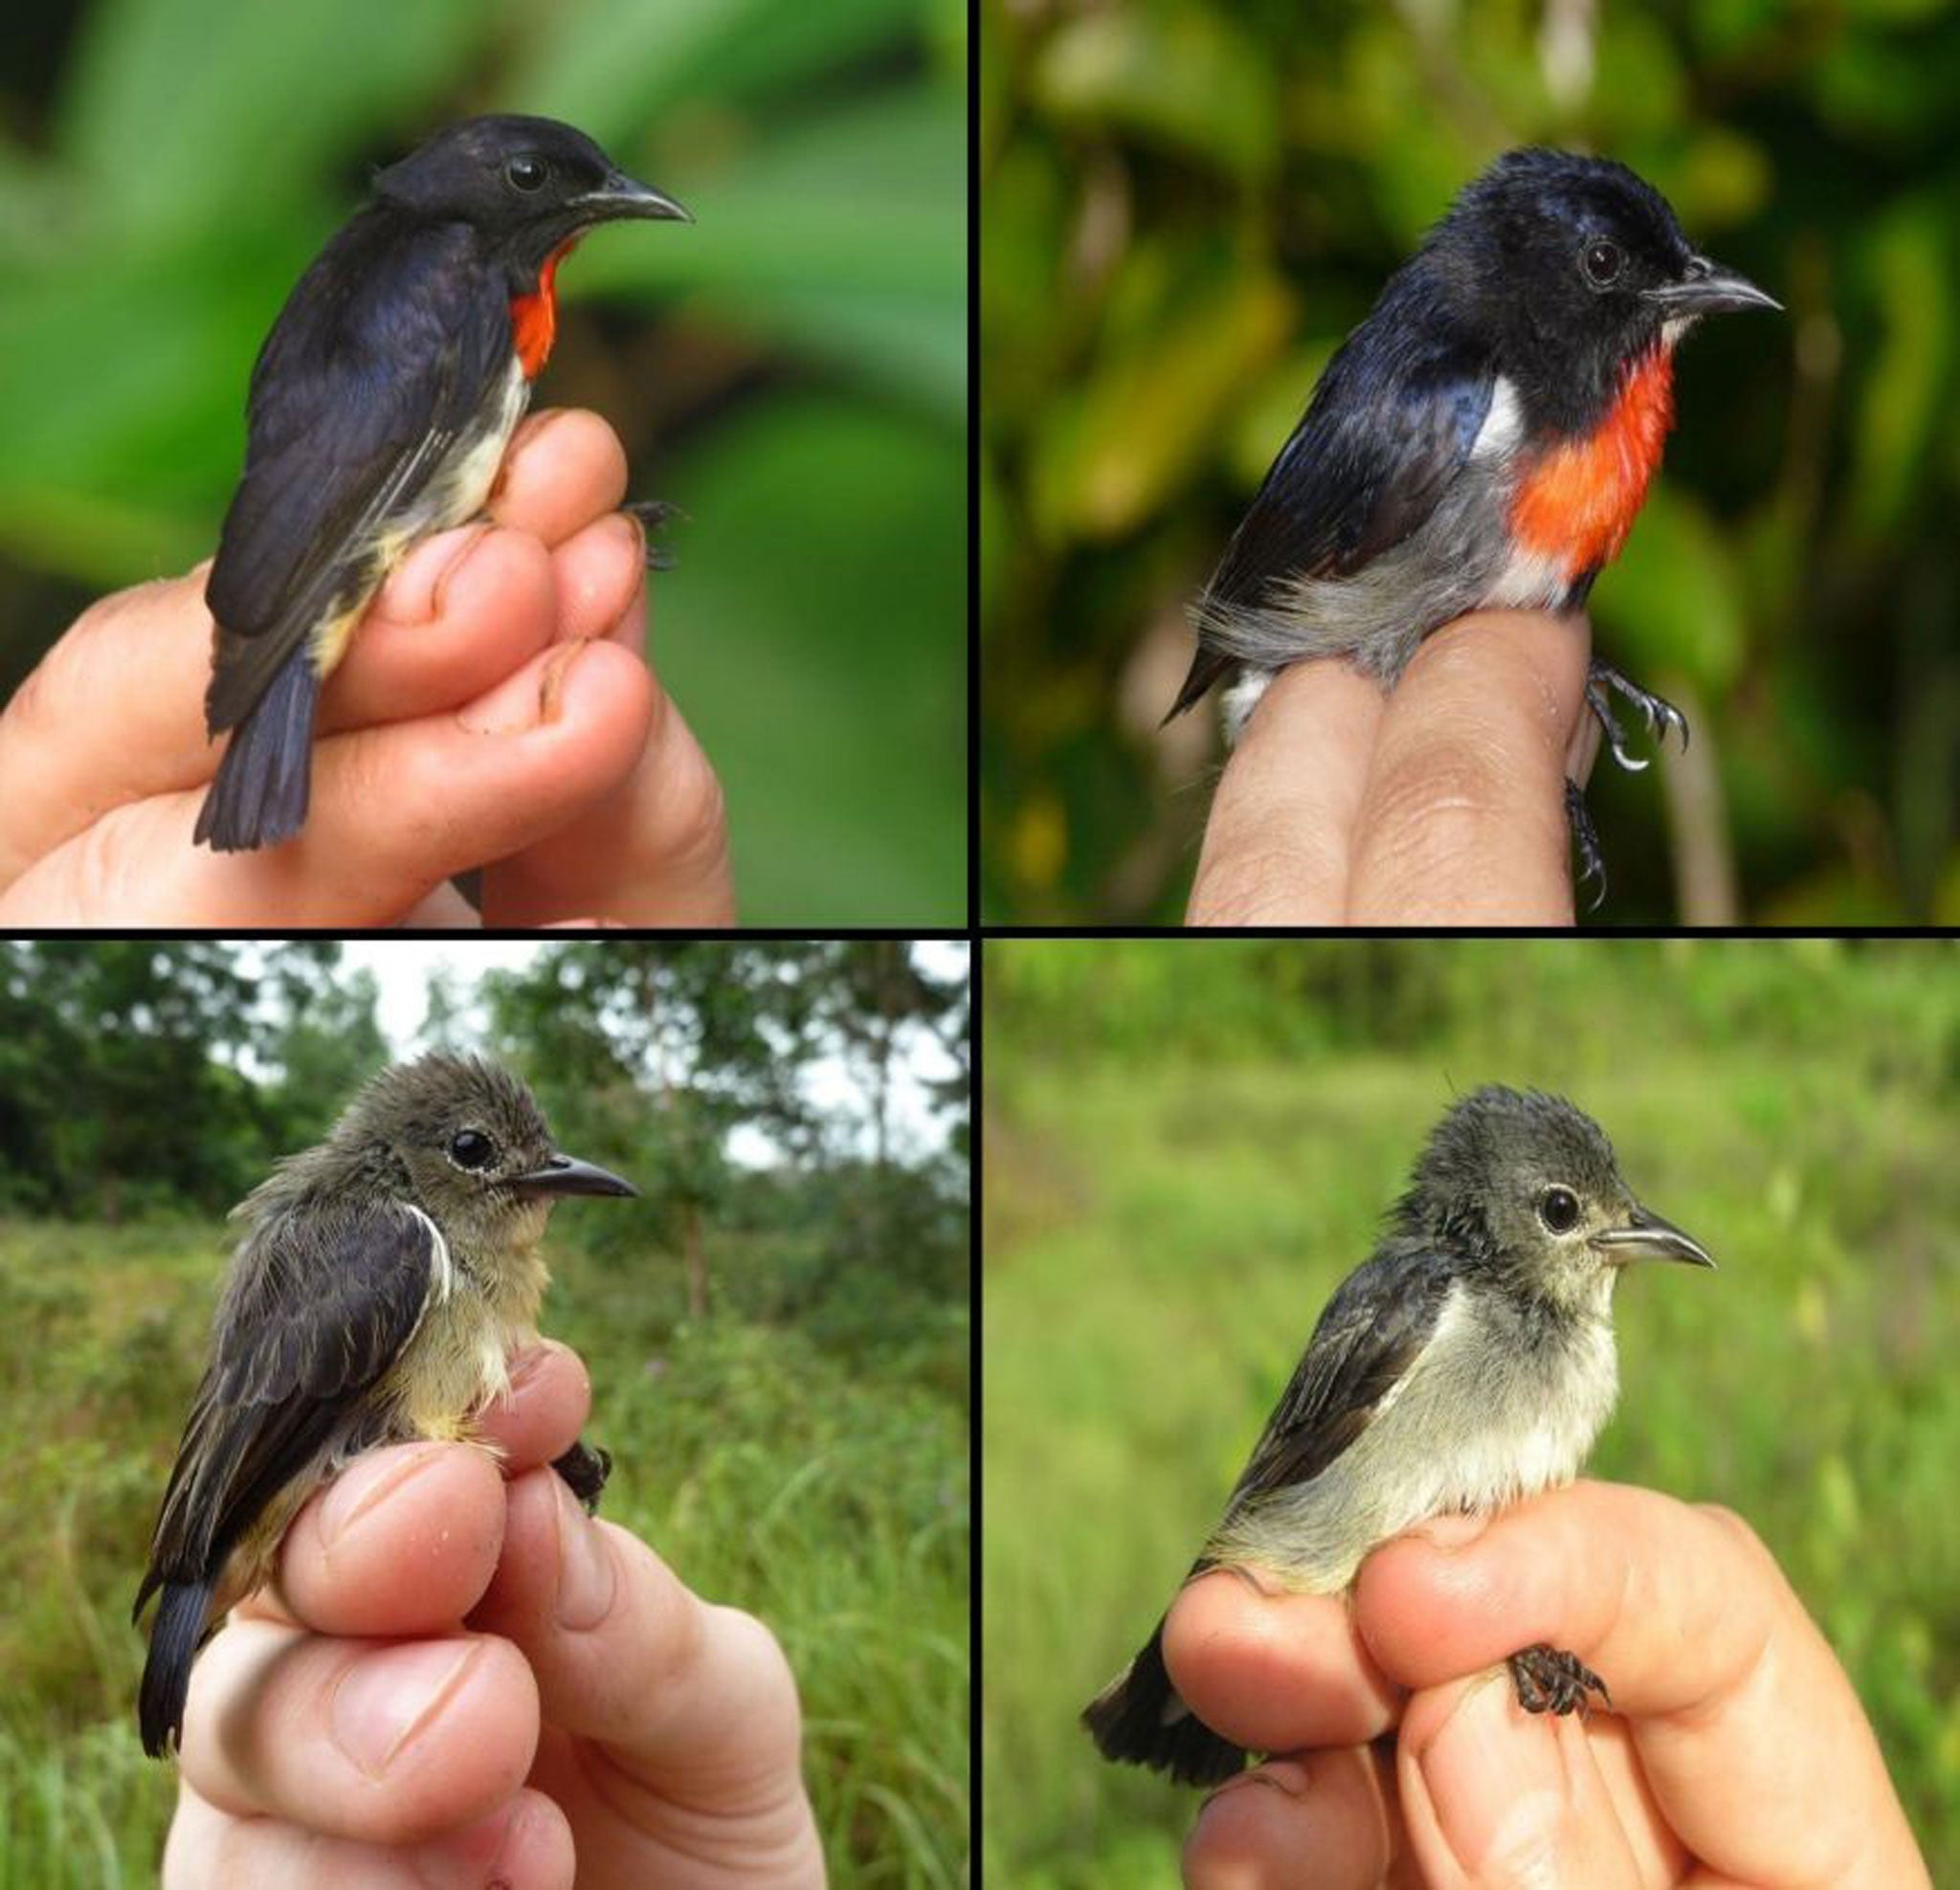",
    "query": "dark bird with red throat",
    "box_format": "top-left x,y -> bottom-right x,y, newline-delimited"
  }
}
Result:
1166,148 -> 1778,898
195,115 -> 690,852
